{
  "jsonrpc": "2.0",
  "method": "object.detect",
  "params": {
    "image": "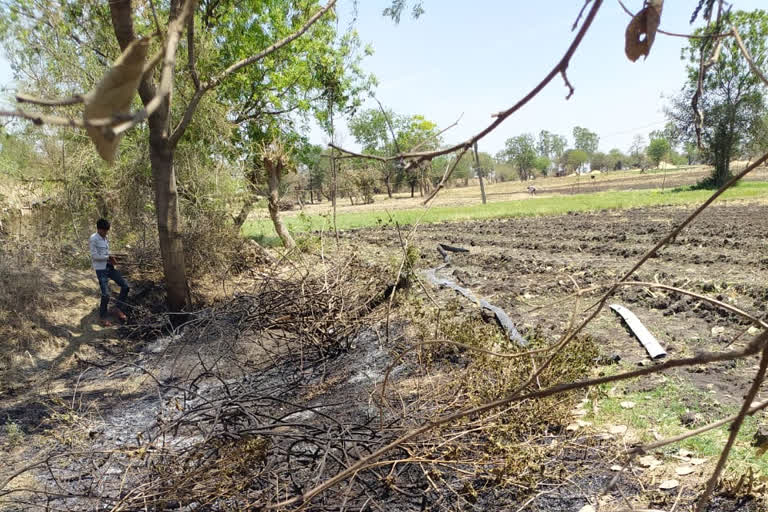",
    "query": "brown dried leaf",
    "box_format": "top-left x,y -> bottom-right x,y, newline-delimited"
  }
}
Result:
84,38 -> 150,163
639,455 -> 662,468
659,479 -> 679,490
625,1 -> 664,62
